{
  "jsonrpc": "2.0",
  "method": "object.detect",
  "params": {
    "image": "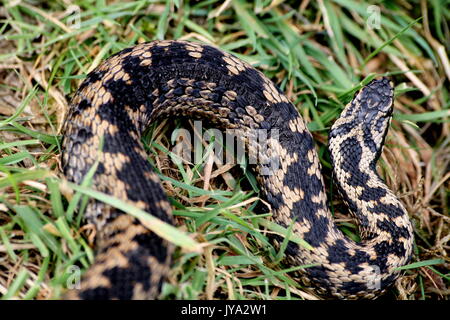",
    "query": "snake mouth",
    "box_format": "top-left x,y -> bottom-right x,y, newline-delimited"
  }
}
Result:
358,101 -> 393,128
